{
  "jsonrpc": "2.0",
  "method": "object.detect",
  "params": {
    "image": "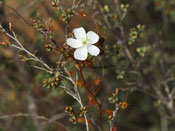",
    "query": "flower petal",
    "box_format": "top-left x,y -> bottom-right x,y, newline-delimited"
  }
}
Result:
66,38 -> 82,48
86,31 -> 99,44
73,27 -> 86,41
74,46 -> 88,61
88,45 -> 100,56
